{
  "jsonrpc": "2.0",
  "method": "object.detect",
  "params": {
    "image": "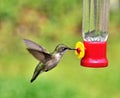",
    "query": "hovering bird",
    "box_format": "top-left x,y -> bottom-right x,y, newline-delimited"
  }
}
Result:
24,39 -> 75,83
